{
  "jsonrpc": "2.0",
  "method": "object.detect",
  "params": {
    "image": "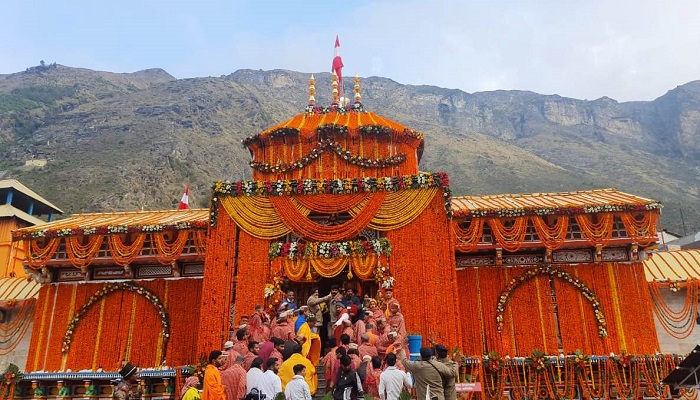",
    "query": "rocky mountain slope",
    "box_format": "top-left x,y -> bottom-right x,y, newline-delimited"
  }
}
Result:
0,64 -> 698,235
